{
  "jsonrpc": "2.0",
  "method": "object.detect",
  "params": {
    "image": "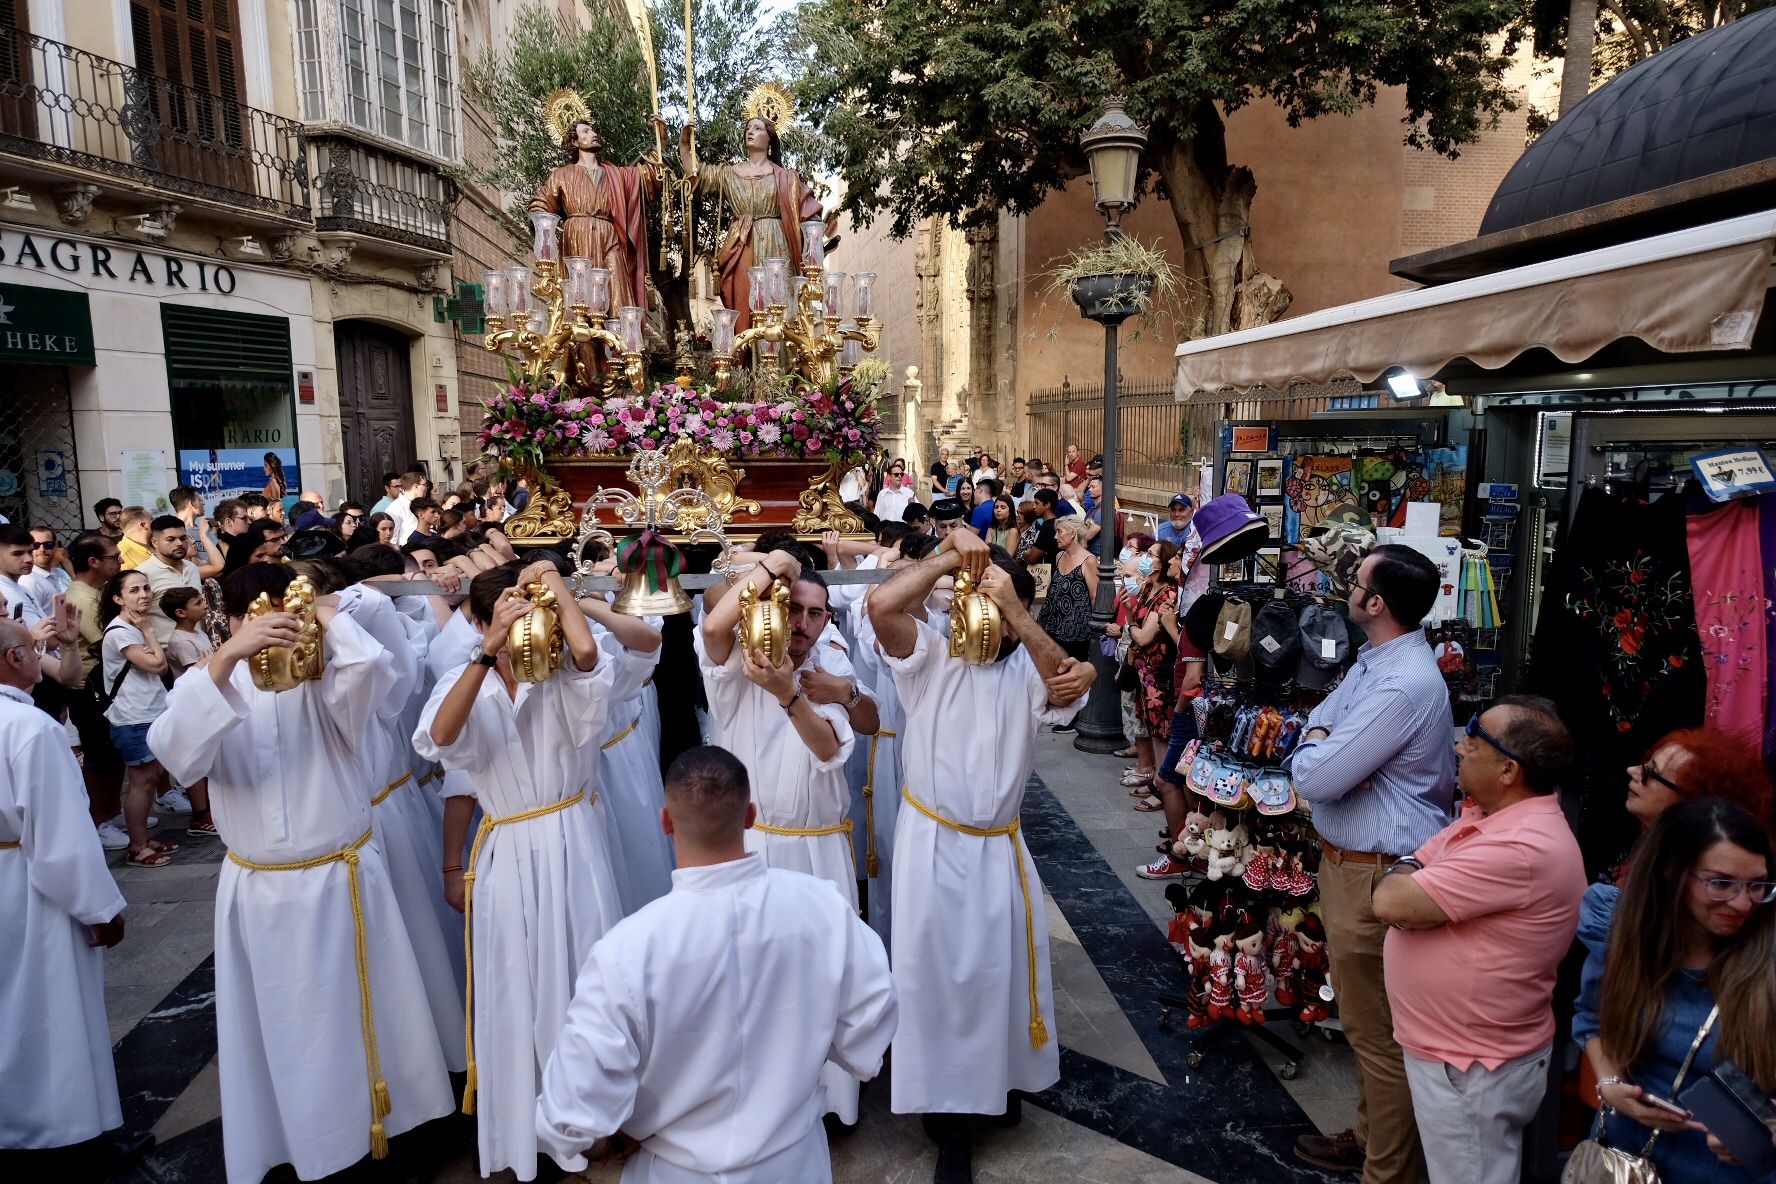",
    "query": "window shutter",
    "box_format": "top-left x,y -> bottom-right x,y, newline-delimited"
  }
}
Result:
162,305 -> 294,400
